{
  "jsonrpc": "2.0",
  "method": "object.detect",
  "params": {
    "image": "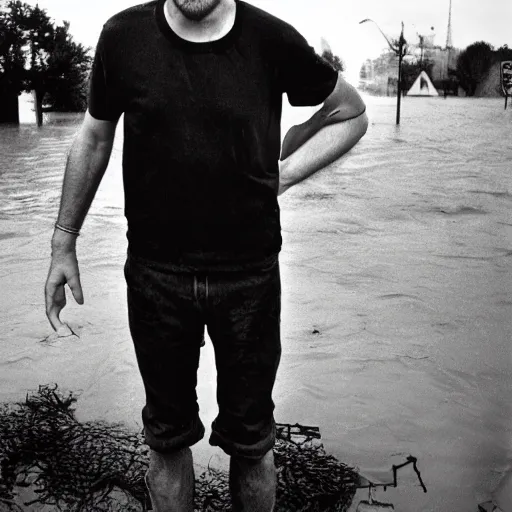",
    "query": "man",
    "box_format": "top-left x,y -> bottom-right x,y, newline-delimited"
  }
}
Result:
44,0 -> 368,510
